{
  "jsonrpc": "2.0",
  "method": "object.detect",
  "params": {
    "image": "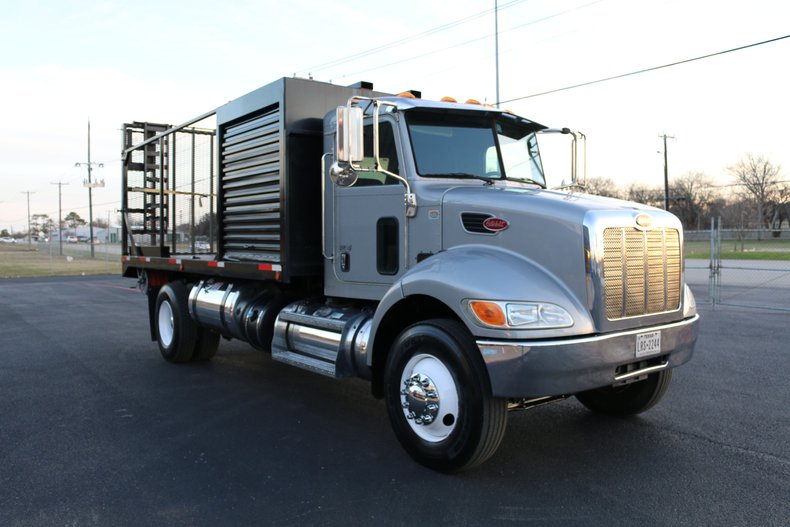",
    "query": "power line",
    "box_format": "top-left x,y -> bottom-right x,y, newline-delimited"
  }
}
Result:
334,1 -> 601,82
295,0 -> 530,76
501,34 -> 790,103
